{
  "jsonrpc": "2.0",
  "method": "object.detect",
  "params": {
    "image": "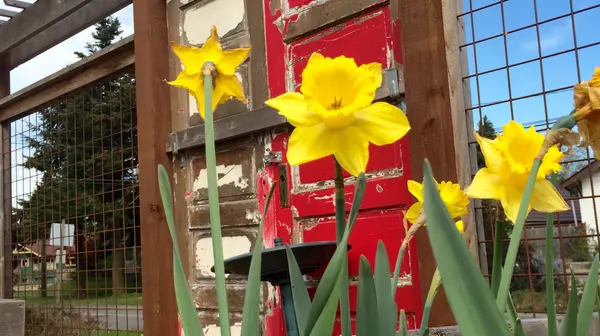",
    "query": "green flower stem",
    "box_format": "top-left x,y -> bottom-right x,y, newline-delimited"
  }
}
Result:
203,63 -> 231,336
491,218 -> 504,298
496,159 -> 542,313
334,159 -> 351,336
545,209 -> 557,336
420,267 -> 442,335
391,244 -> 407,298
